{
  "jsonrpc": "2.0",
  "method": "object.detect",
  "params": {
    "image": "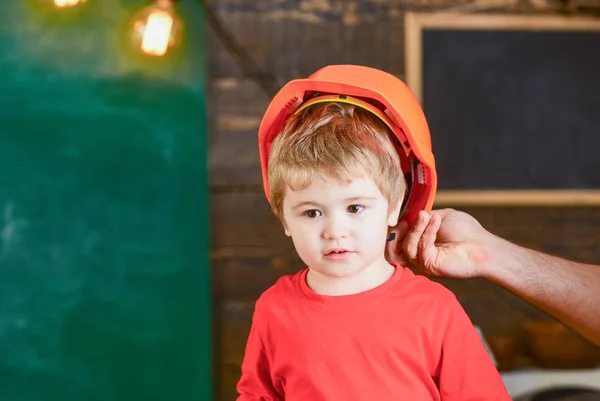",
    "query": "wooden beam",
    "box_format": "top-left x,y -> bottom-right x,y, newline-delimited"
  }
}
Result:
207,5 -> 406,79
570,0 -> 600,10
404,12 -> 423,106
